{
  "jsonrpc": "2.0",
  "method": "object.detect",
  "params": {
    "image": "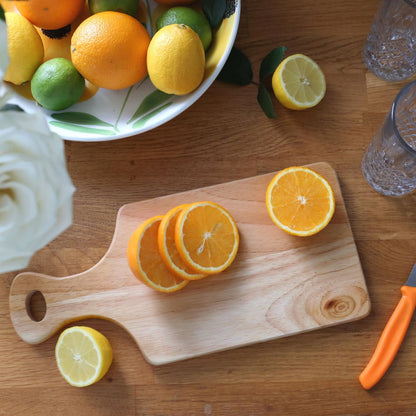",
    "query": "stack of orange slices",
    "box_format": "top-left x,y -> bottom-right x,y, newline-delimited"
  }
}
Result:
127,201 -> 240,293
